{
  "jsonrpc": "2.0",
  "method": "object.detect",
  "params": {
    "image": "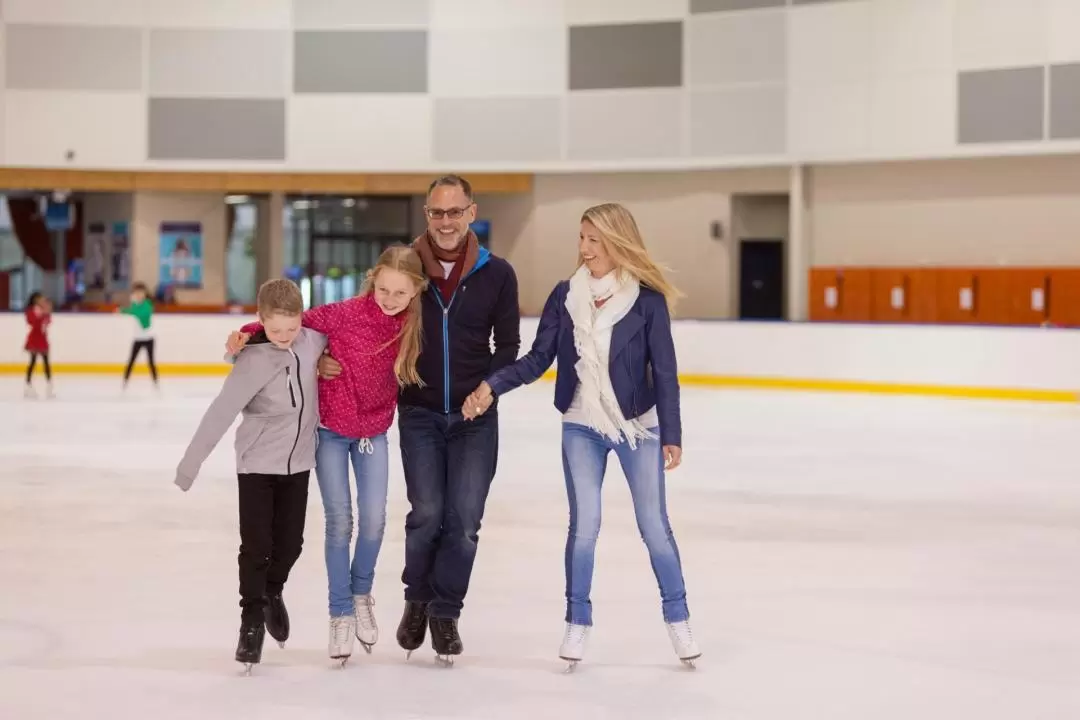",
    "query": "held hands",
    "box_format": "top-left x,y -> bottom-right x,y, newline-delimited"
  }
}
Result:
226,331 -> 251,355
462,382 -> 494,420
